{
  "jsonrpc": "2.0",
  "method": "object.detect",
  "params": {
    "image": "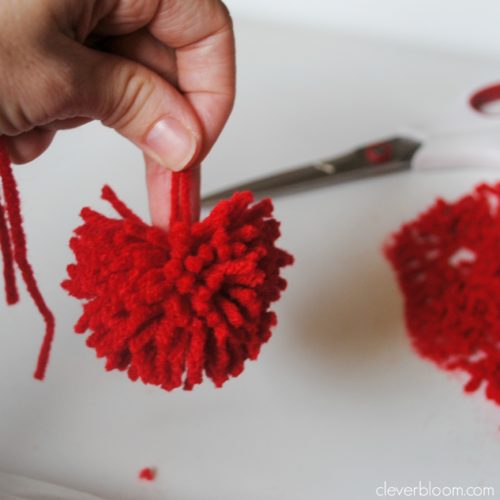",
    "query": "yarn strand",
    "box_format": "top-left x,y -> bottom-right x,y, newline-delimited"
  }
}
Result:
0,139 -> 55,380
170,171 -> 181,224
0,195 -> 18,304
170,167 -> 199,226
